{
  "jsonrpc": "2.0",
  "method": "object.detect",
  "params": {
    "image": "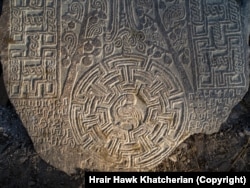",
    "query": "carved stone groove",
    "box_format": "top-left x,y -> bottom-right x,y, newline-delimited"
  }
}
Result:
2,0 -> 249,173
